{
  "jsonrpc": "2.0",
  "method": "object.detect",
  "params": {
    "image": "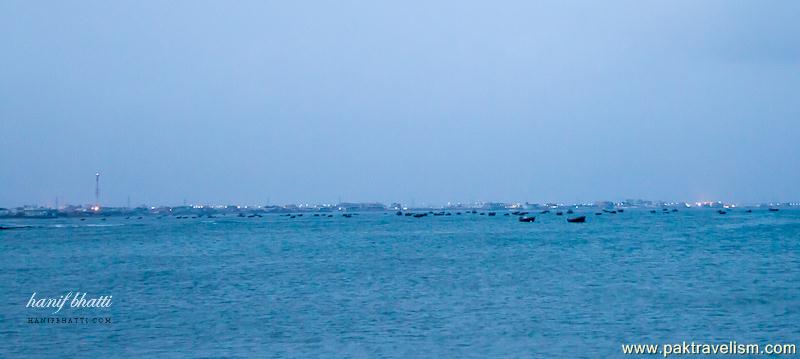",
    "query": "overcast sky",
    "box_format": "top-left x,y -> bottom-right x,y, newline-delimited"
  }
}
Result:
1,1 -> 798,207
